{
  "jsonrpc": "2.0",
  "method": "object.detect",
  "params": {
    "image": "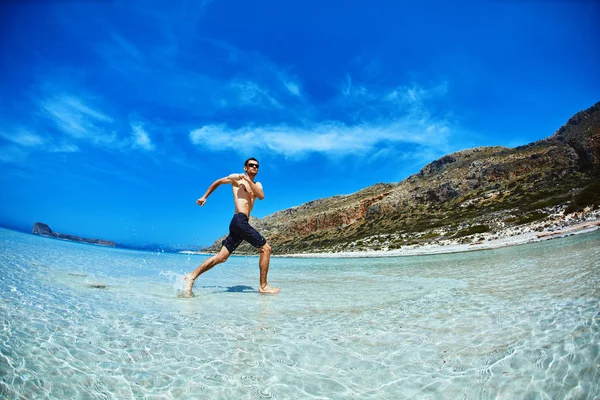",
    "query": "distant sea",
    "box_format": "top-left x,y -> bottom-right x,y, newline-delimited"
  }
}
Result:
1,227 -> 599,399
